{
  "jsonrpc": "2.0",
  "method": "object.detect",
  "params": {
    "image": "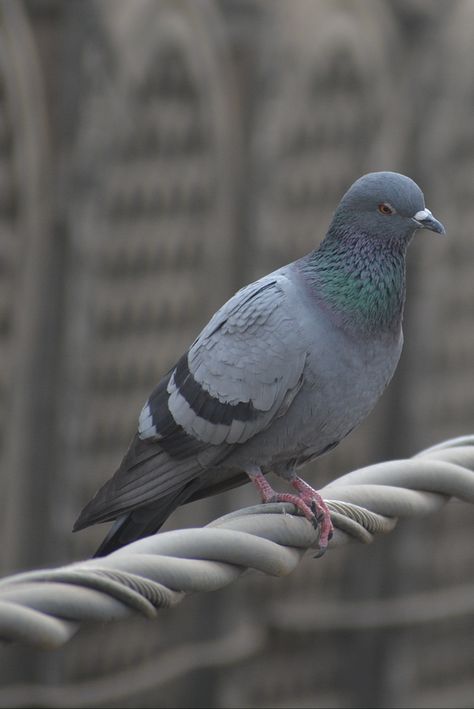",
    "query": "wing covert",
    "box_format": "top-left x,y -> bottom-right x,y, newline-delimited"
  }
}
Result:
140,274 -> 307,447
